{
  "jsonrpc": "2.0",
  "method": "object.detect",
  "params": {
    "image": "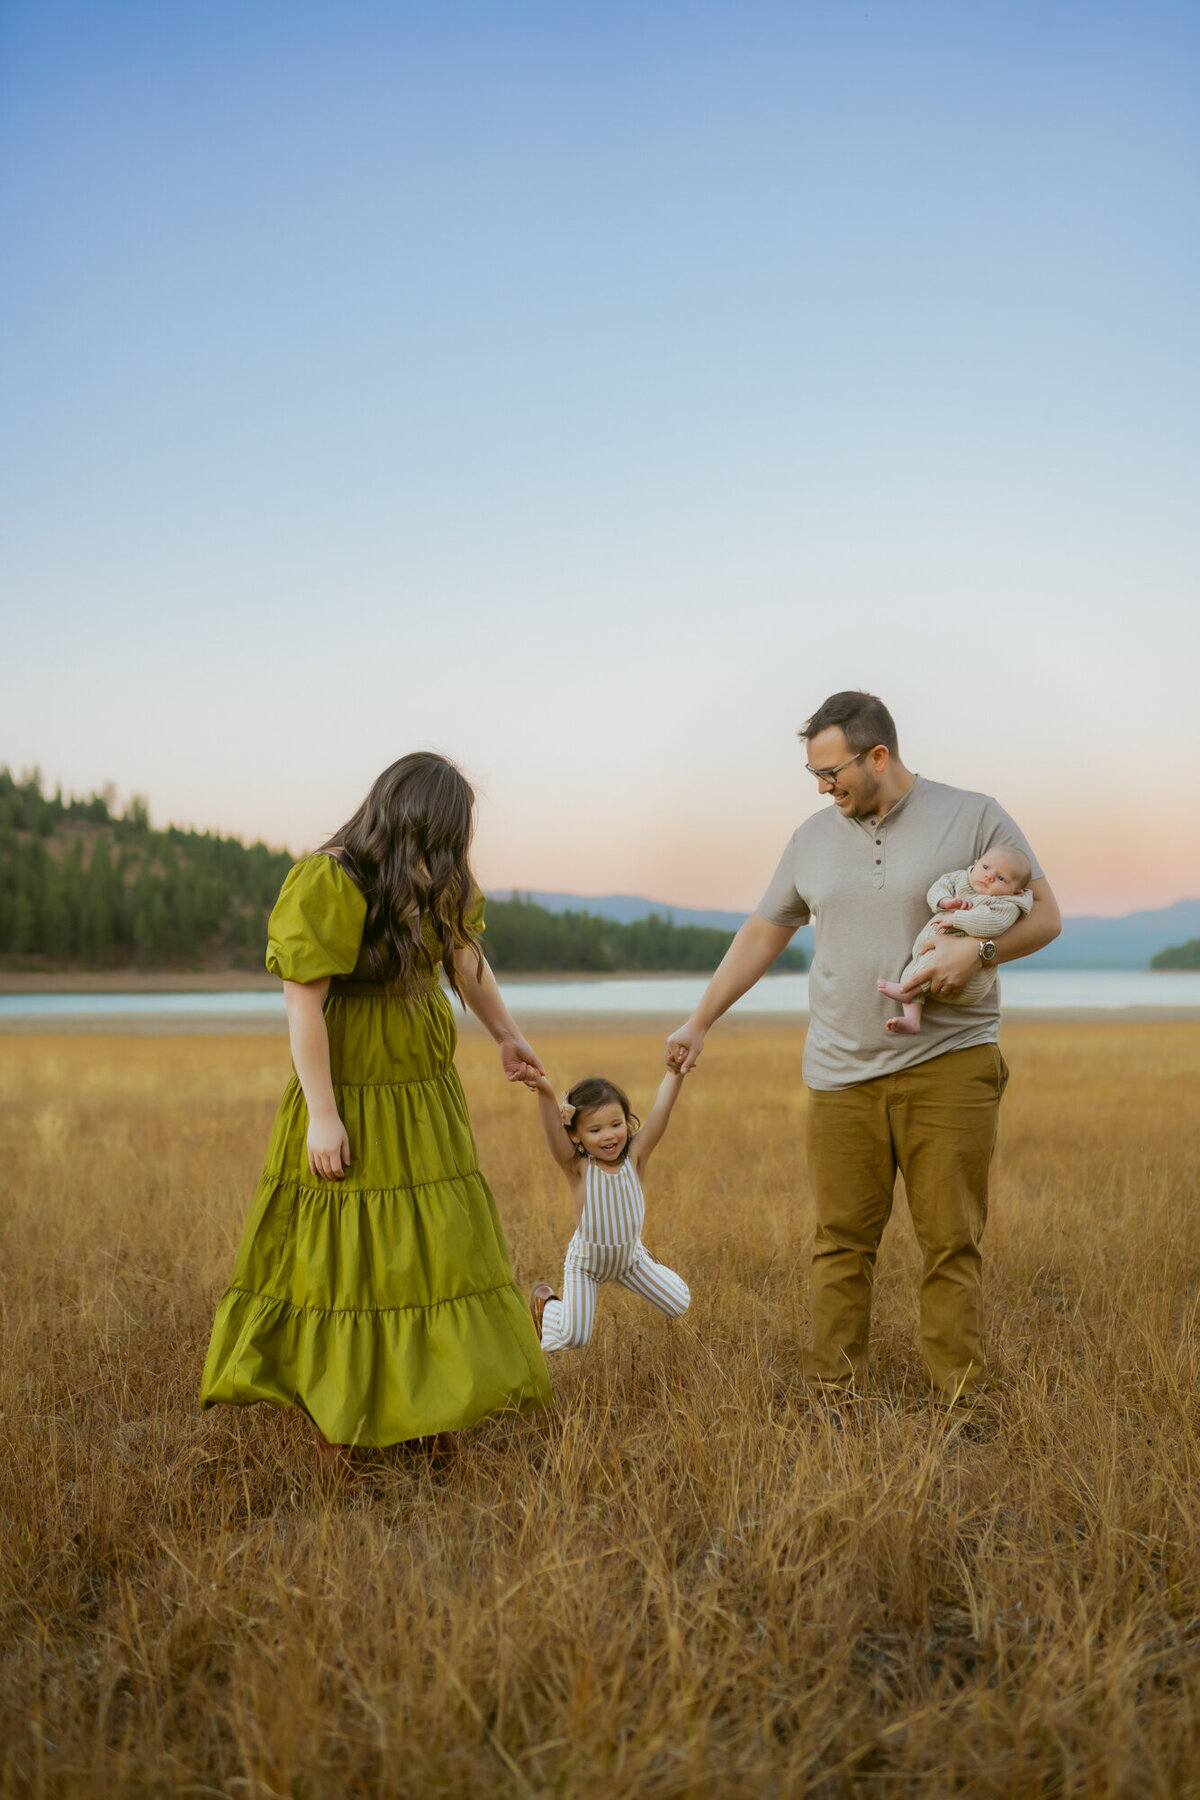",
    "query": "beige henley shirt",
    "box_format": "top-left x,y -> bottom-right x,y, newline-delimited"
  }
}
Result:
756,776 -> 1043,1090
